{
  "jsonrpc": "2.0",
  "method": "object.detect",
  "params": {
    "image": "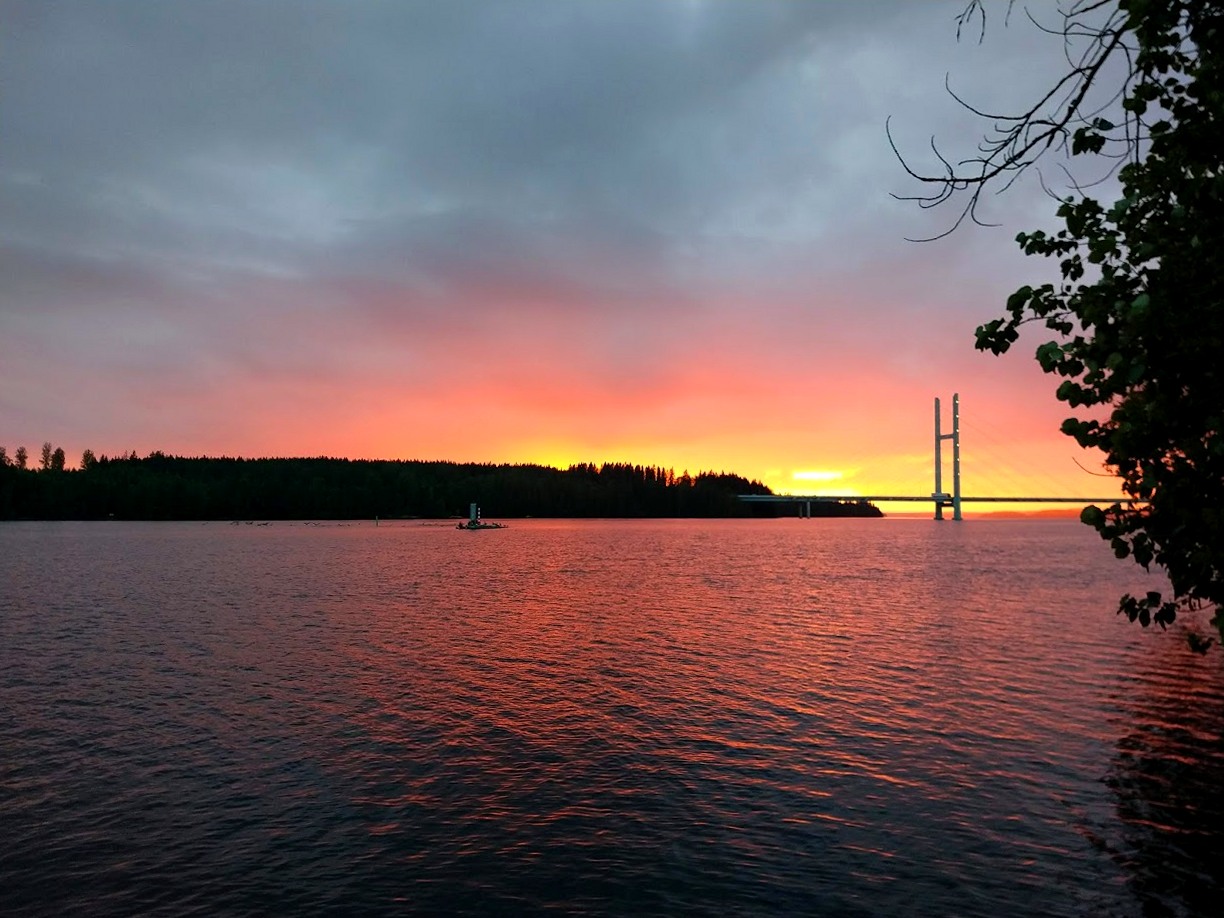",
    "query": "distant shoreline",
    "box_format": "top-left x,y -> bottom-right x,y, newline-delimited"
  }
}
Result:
0,454 -> 881,521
